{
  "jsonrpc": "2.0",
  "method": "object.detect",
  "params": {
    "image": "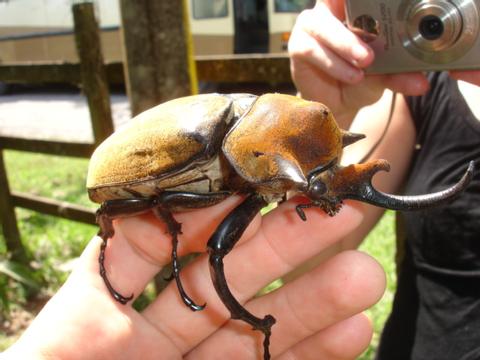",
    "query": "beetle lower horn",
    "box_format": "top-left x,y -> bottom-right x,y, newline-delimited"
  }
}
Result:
335,160 -> 475,210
